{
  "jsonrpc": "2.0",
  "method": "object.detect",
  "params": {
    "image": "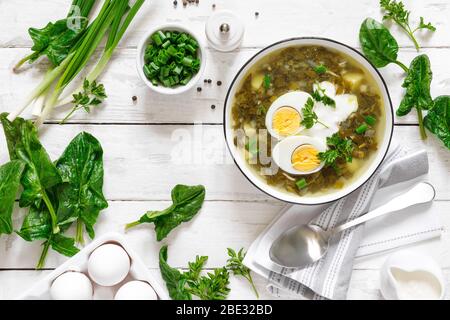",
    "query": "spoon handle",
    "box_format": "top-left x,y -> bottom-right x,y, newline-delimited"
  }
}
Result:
331,182 -> 435,235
